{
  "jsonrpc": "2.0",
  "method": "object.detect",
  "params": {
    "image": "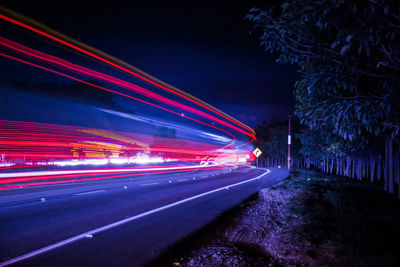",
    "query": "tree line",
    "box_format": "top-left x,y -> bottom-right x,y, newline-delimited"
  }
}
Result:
248,0 -> 400,197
